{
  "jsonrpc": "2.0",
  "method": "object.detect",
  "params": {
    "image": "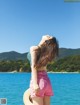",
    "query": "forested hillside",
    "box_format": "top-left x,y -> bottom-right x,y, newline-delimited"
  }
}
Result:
0,55 -> 80,72
47,55 -> 80,72
0,48 -> 80,72
59,48 -> 80,59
